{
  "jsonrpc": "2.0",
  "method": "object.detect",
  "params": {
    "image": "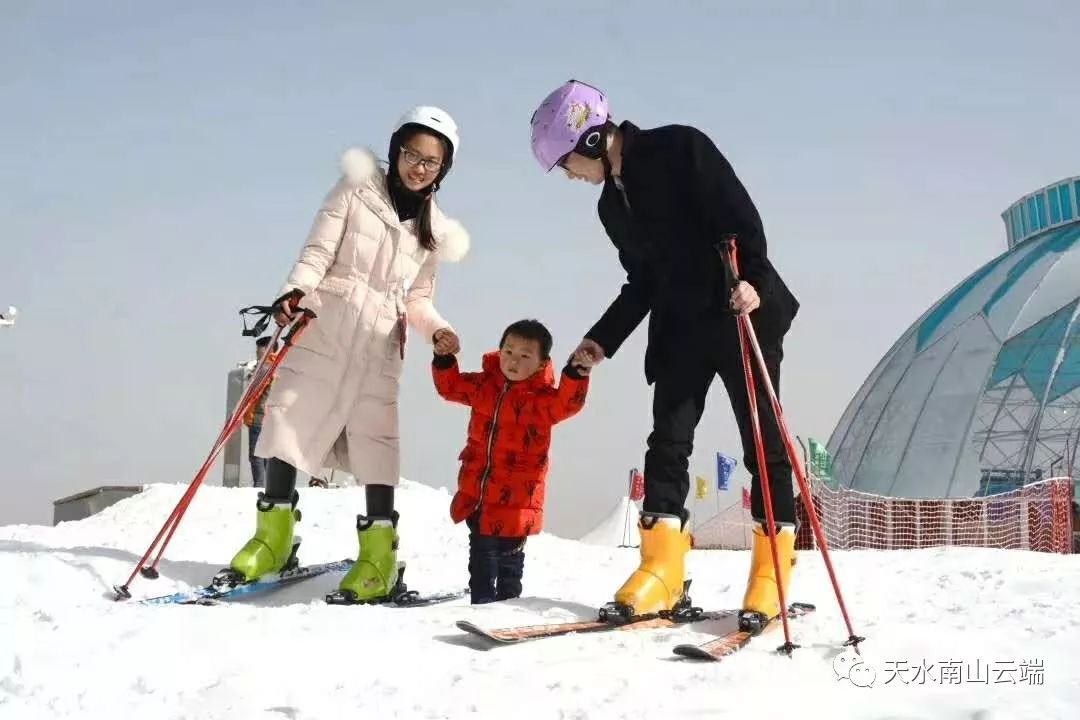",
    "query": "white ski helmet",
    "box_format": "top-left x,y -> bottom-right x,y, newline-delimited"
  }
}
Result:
394,105 -> 460,160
